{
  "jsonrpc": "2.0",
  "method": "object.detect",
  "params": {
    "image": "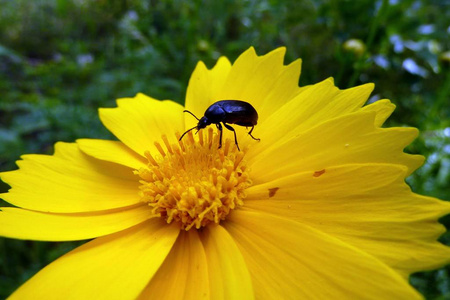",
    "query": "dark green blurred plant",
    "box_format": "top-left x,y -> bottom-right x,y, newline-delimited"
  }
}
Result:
0,0 -> 449,298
